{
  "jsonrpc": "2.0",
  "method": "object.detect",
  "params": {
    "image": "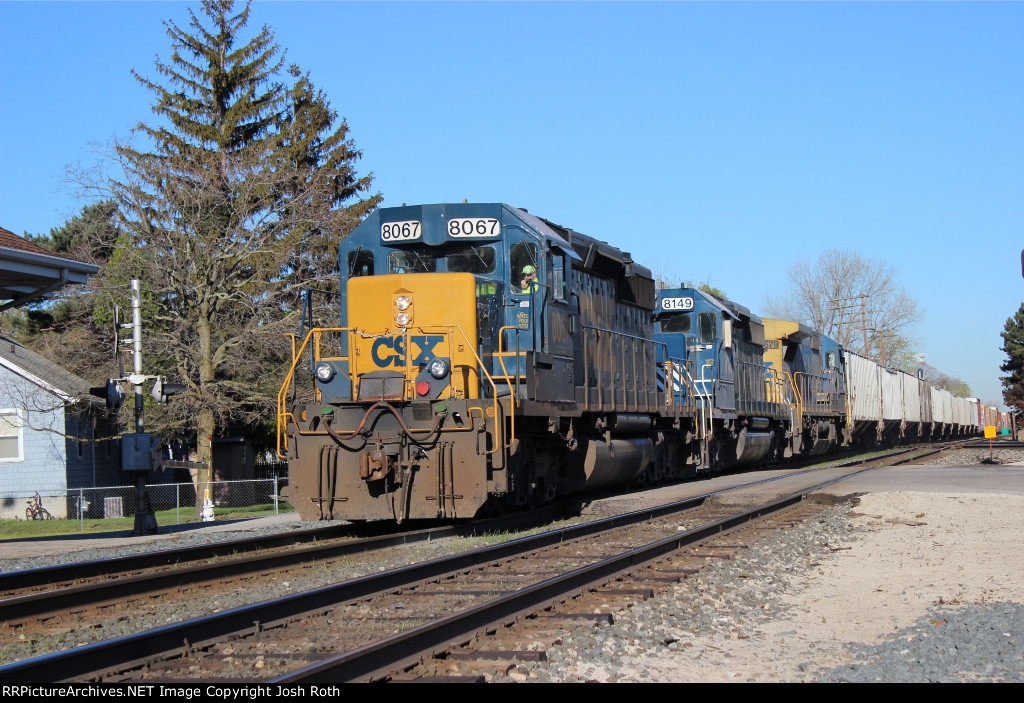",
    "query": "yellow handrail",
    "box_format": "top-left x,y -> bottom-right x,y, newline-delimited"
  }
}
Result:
277,324 -> 509,458
495,325 -> 526,447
